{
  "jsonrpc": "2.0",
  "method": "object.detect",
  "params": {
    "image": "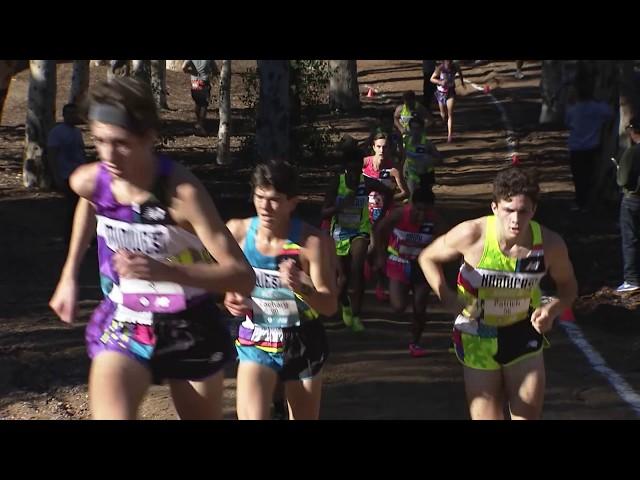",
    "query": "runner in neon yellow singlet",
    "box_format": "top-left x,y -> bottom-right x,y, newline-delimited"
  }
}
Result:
418,167 -> 577,420
322,145 -> 393,332
393,90 -> 429,162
